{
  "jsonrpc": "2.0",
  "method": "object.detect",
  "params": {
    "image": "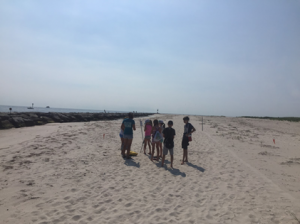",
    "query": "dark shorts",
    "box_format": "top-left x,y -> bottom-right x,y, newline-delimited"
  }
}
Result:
123,134 -> 133,139
182,136 -> 189,149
